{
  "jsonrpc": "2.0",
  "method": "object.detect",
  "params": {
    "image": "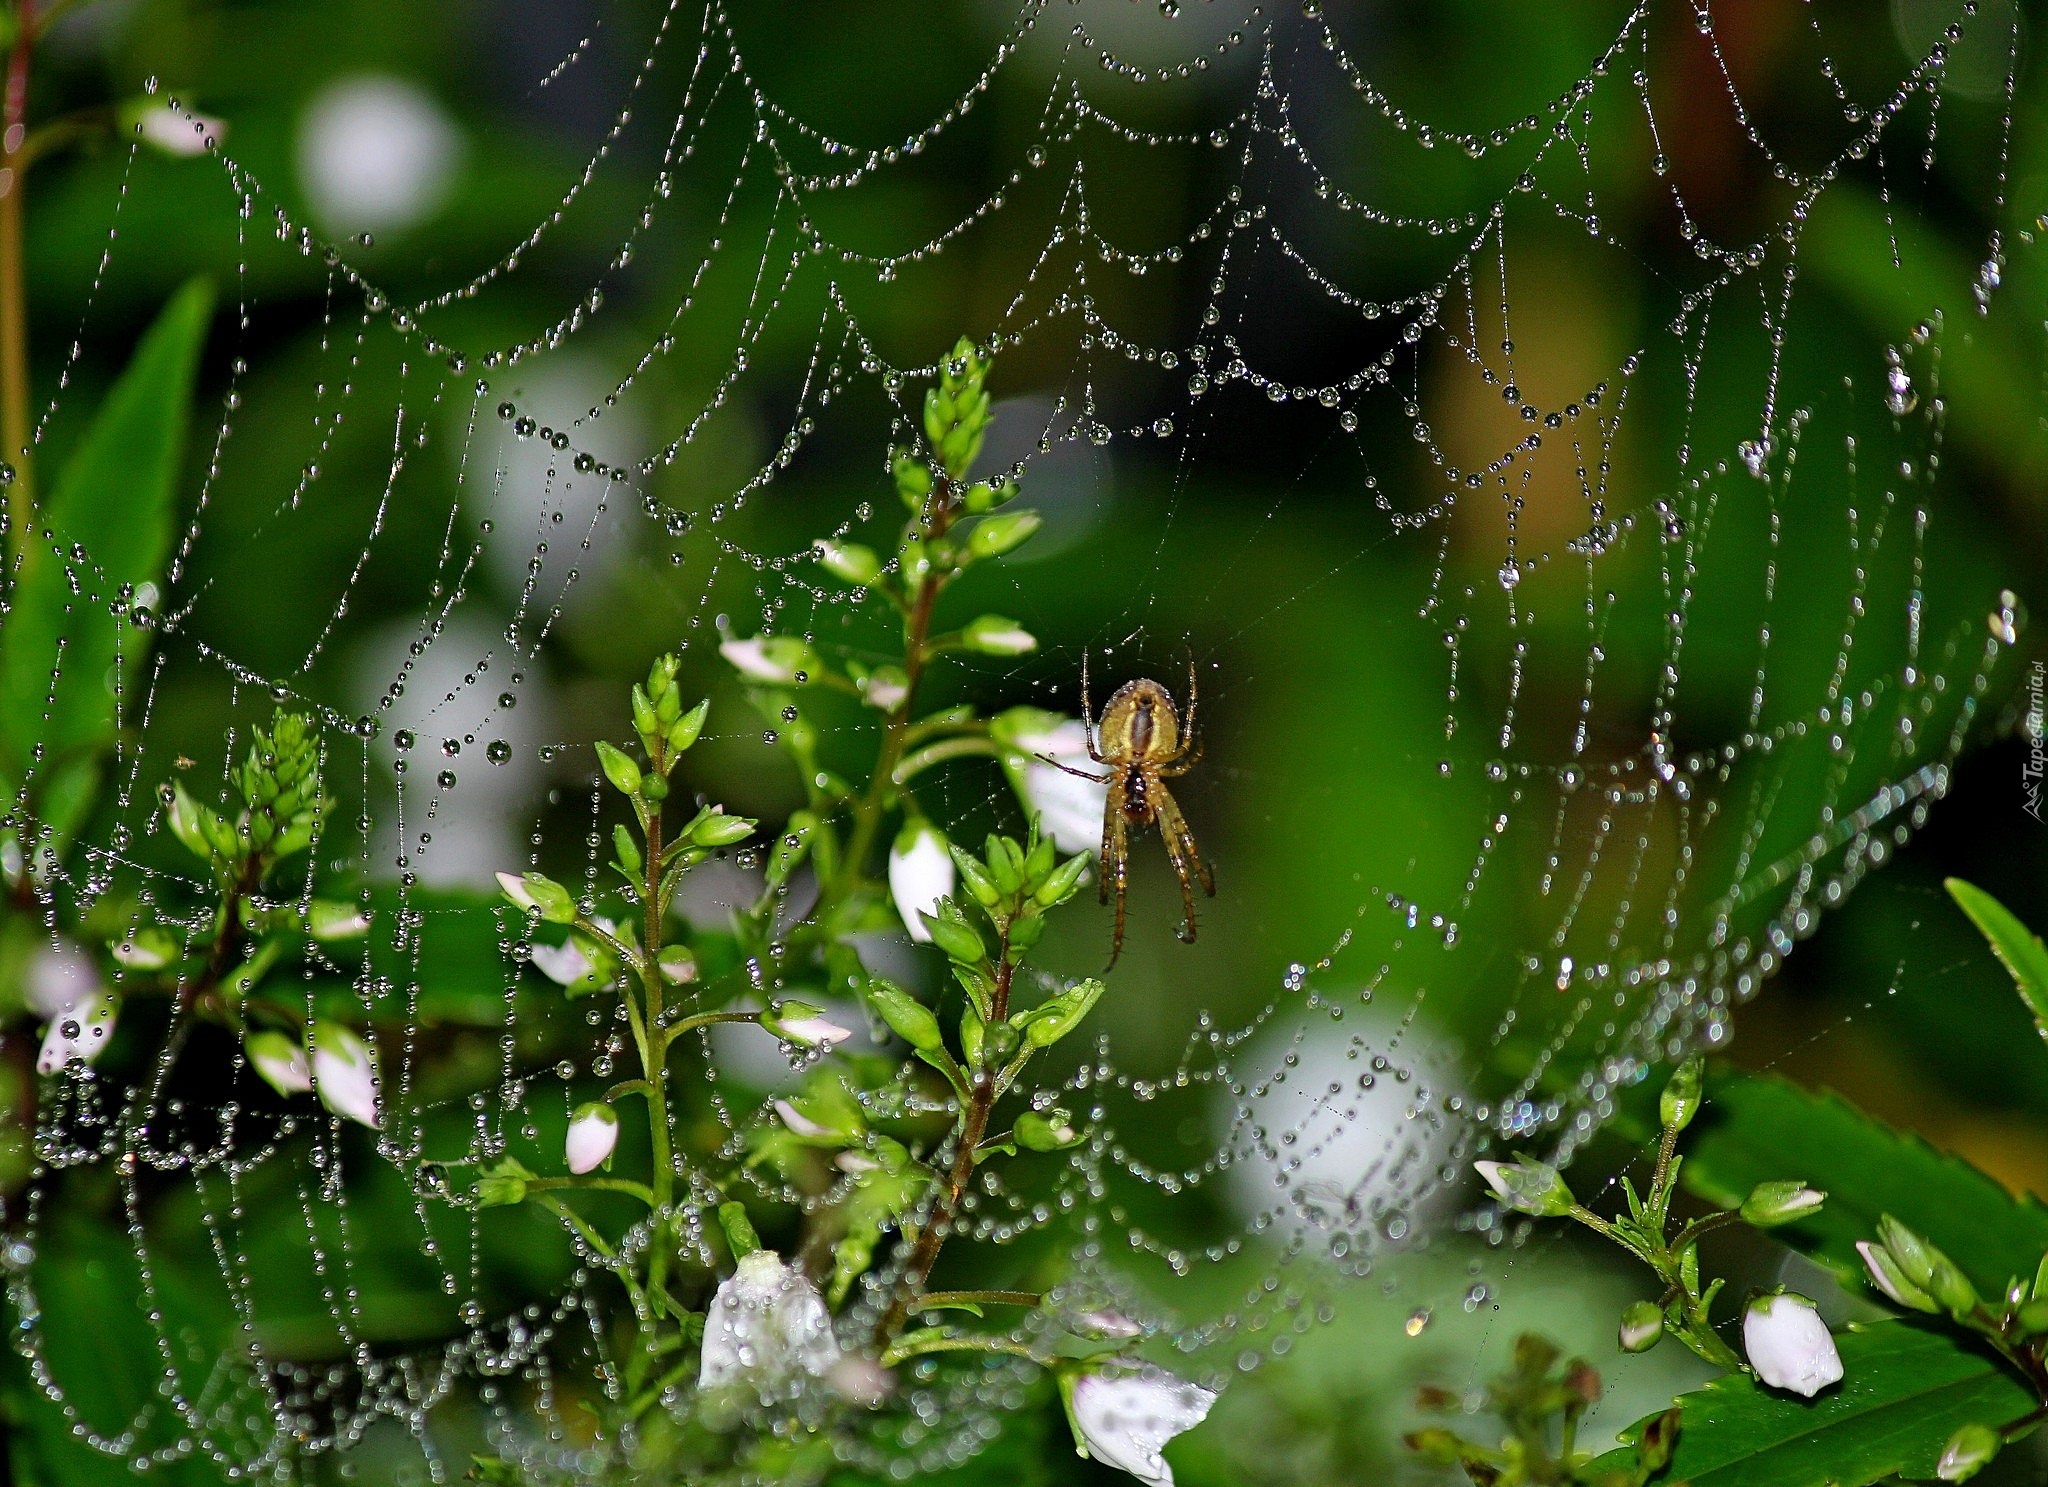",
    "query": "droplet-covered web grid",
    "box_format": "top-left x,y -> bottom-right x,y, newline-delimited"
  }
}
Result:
2,0 -> 2038,1477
